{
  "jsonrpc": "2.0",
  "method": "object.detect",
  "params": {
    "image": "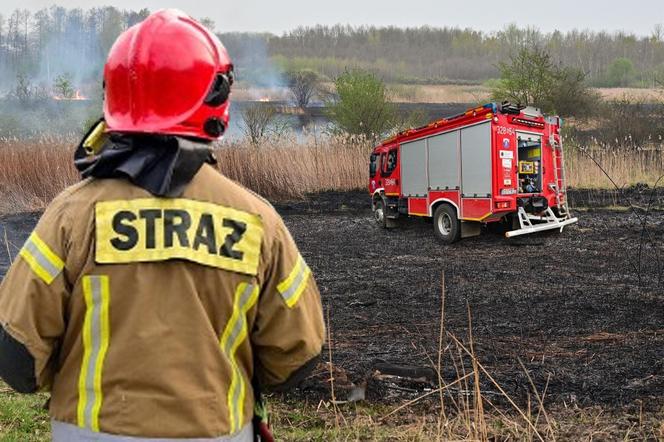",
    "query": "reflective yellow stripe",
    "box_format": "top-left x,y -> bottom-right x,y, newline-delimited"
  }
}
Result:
462,212 -> 493,222
77,276 -> 111,432
277,255 -> 311,308
19,232 -> 64,285
220,283 -> 259,433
